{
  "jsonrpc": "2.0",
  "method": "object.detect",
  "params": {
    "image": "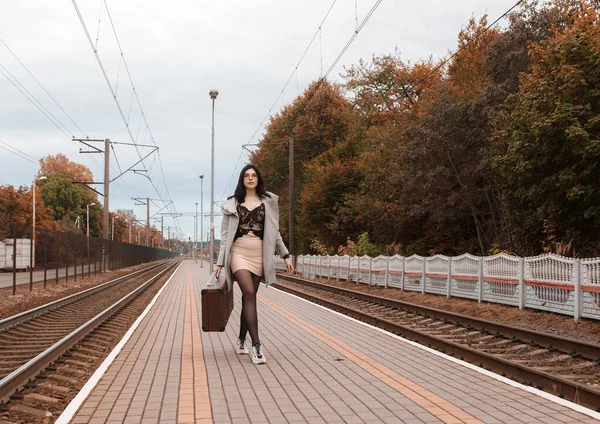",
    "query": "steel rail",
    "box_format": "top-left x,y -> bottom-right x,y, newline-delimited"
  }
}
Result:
0,260 -> 179,404
273,275 -> 600,412
0,259 -> 171,333
276,274 -> 600,360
